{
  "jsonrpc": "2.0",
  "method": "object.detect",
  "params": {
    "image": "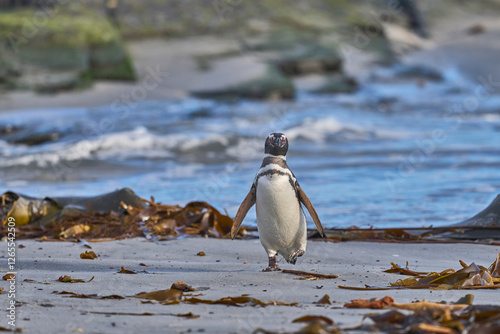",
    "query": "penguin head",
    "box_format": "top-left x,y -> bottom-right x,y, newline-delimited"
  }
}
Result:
265,132 -> 288,156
